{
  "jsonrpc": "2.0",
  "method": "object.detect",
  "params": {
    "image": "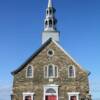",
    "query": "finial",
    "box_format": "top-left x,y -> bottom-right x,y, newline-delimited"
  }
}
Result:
48,0 -> 53,7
